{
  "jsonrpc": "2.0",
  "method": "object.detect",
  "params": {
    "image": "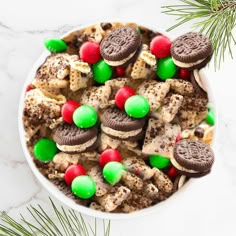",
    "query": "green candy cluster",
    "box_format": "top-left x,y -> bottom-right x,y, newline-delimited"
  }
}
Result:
71,176 -> 96,199
205,107 -> 215,125
156,57 -> 176,80
125,95 -> 150,118
103,162 -> 126,185
34,138 -> 57,162
149,154 -> 170,169
44,38 -> 67,53
92,60 -> 112,84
